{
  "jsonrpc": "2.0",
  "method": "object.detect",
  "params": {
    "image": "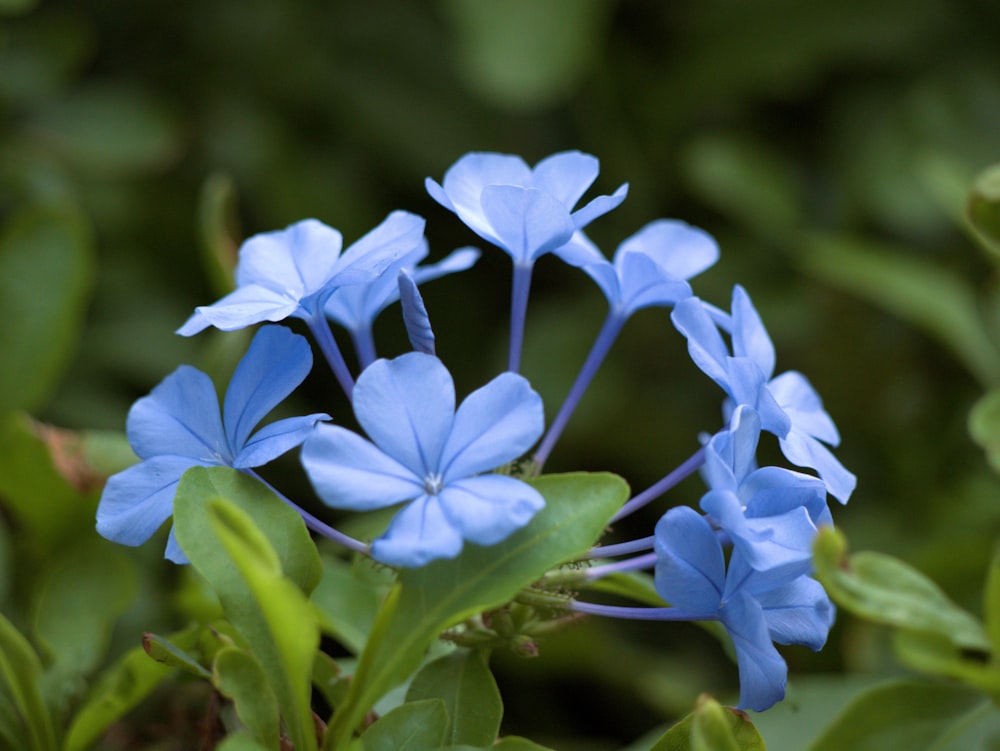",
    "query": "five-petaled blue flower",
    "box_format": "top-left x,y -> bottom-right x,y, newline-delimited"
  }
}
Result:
672,284 -> 856,503
655,505 -> 835,712
177,212 -> 425,335
96,325 -> 329,562
301,352 -> 545,568
426,151 -> 628,265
